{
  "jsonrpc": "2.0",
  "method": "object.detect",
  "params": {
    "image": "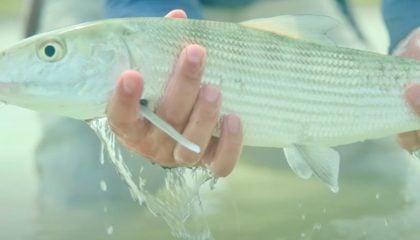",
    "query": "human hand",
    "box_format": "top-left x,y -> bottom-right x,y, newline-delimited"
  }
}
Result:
394,28 -> 420,151
106,10 -> 243,177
